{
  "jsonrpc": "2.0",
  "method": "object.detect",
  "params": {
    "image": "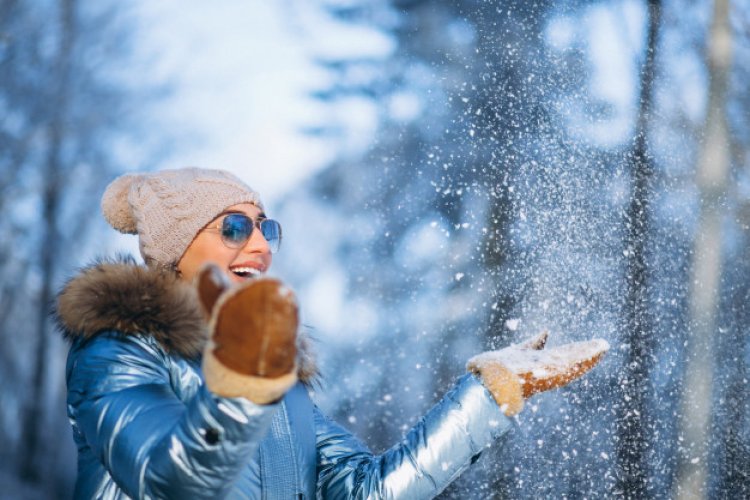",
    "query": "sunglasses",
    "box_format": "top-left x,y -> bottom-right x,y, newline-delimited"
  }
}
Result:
207,213 -> 282,253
